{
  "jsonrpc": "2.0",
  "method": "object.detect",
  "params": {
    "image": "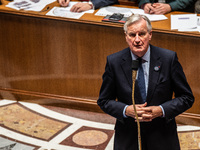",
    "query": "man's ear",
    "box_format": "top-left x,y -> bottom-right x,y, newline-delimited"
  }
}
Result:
125,32 -> 128,40
149,31 -> 152,40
